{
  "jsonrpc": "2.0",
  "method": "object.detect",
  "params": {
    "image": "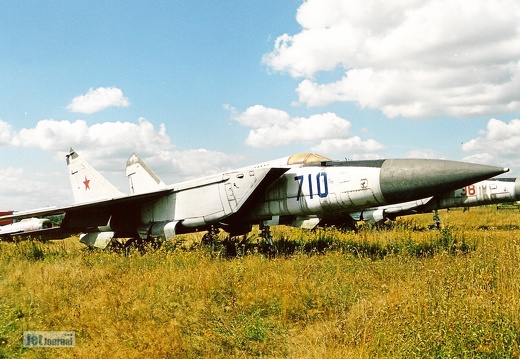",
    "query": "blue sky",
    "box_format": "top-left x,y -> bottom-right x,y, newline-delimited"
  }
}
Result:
1,0 -> 520,210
